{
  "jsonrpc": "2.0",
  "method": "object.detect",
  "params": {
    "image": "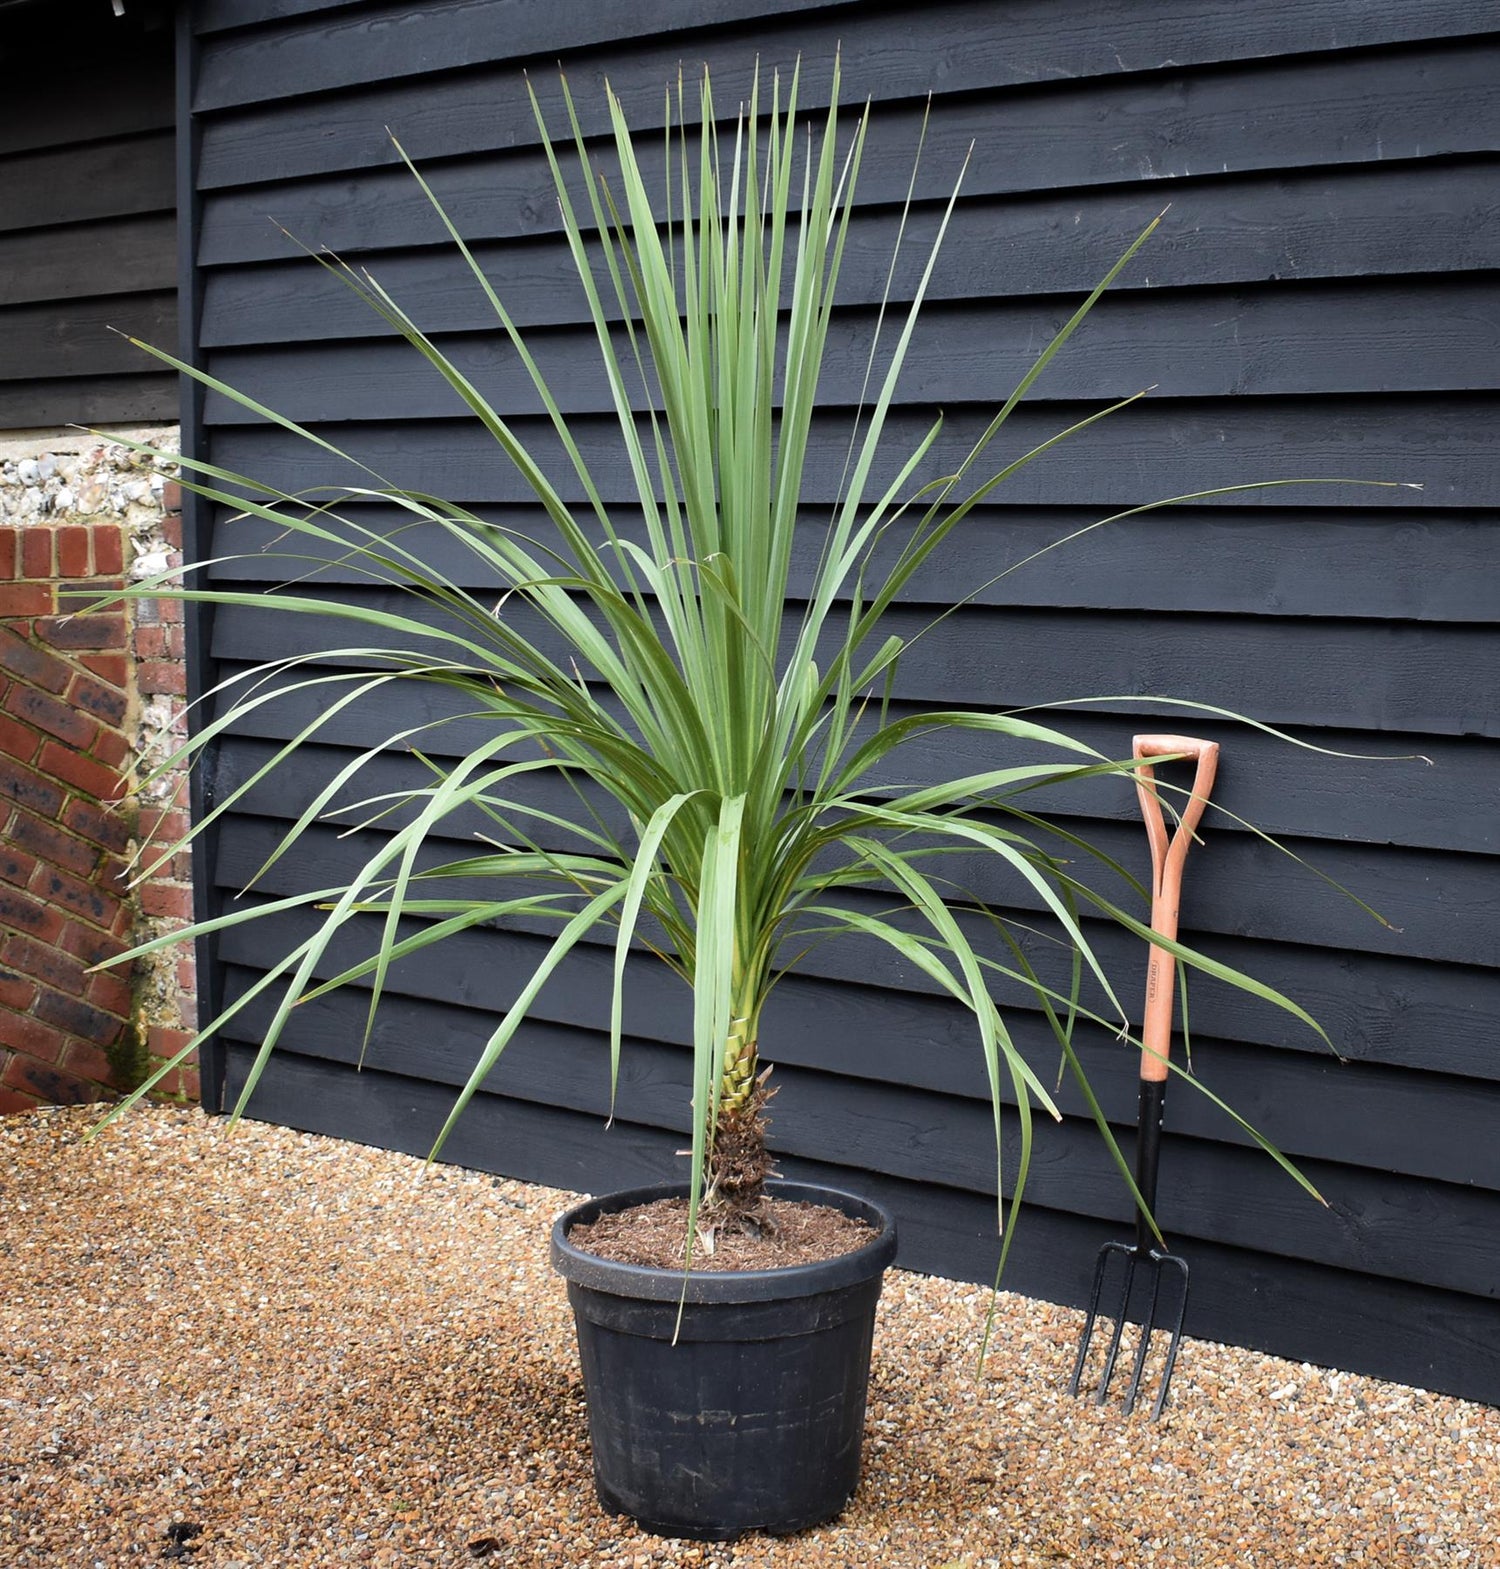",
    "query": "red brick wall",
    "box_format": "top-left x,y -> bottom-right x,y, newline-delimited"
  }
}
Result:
0,501 -> 198,1112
